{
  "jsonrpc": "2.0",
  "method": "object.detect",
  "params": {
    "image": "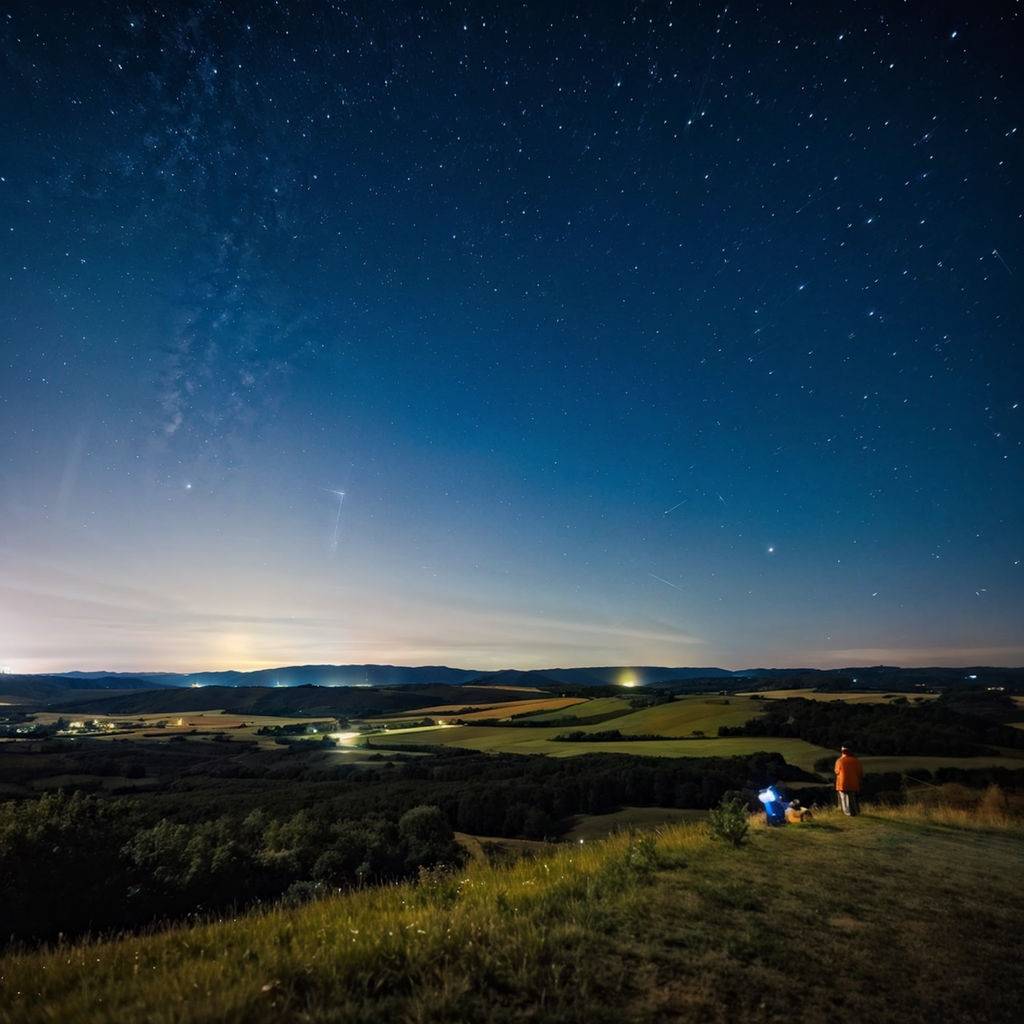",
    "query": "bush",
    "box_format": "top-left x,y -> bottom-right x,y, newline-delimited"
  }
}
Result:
623,831 -> 660,877
280,879 -> 327,907
399,805 -> 463,870
979,784 -> 1009,817
708,796 -> 749,848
